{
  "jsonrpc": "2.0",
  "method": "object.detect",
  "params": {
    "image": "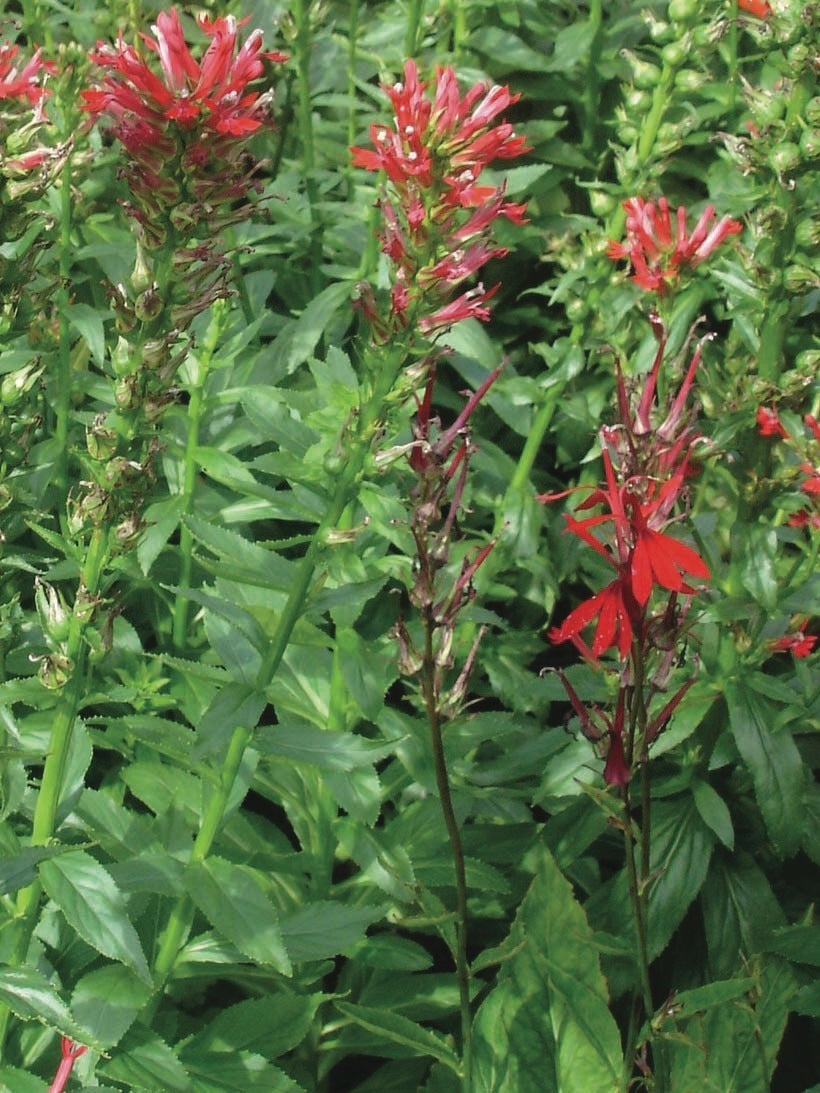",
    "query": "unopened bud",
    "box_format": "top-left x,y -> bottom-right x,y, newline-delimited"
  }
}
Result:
34,578 -> 71,643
